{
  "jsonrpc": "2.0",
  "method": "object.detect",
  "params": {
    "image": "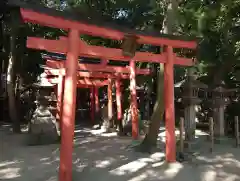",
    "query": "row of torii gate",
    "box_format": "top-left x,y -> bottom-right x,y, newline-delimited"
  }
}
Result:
42,54 -> 151,124
8,1 -> 198,181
